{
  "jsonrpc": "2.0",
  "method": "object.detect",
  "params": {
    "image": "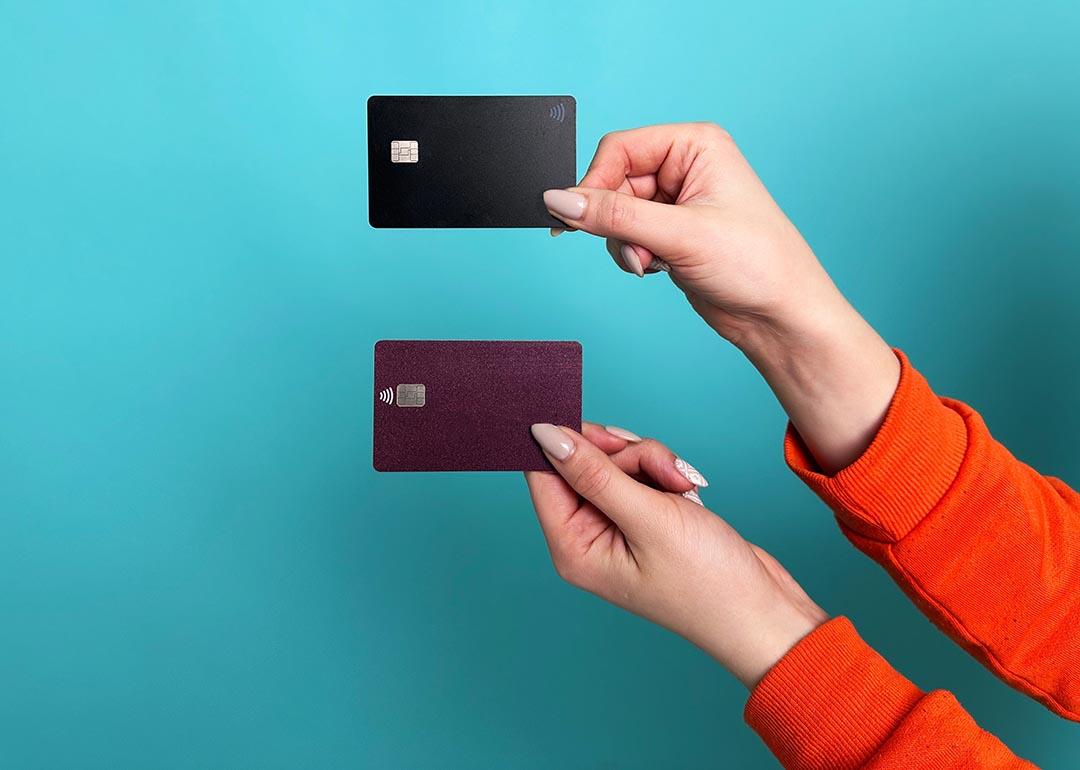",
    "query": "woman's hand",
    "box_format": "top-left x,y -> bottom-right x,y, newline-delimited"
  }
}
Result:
543,124 -> 901,473
524,422 -> 826,688
542,122 -> 832,344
